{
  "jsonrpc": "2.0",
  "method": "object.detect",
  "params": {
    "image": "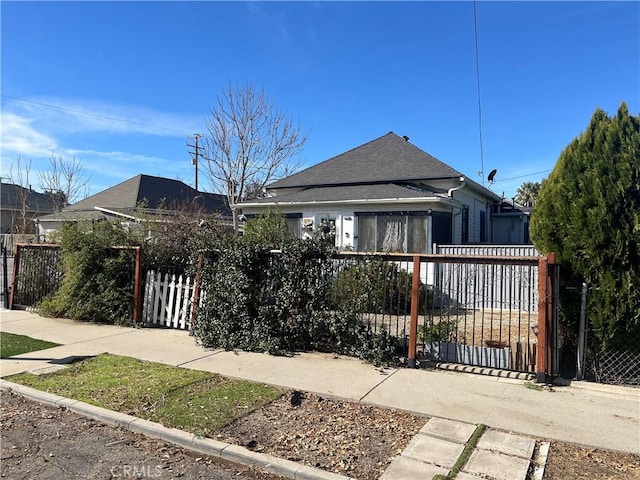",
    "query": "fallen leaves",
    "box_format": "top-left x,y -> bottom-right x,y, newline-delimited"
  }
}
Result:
217,391 -> 426,480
